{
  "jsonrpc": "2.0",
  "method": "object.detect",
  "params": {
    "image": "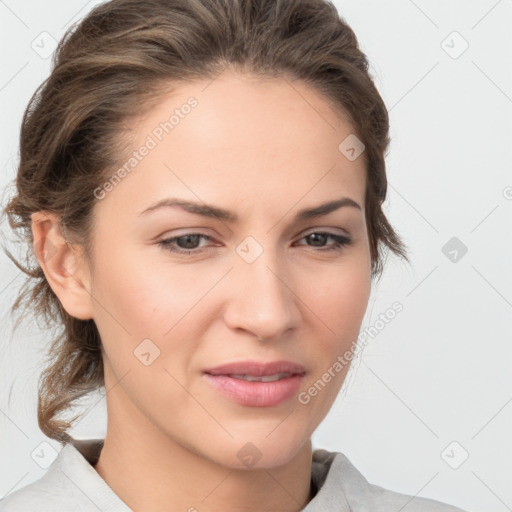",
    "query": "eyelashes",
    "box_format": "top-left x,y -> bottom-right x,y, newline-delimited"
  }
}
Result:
157,231 -> 352,256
